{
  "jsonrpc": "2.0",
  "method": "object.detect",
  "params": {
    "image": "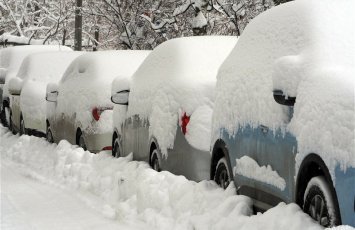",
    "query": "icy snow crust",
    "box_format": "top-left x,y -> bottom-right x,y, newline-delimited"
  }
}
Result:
0,126 -> 325,230
0,45 -> 72,99
57,51 -> 150,134
16,51 -> 82,132
213,0 -> 355,179
128,36 -> 237,154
